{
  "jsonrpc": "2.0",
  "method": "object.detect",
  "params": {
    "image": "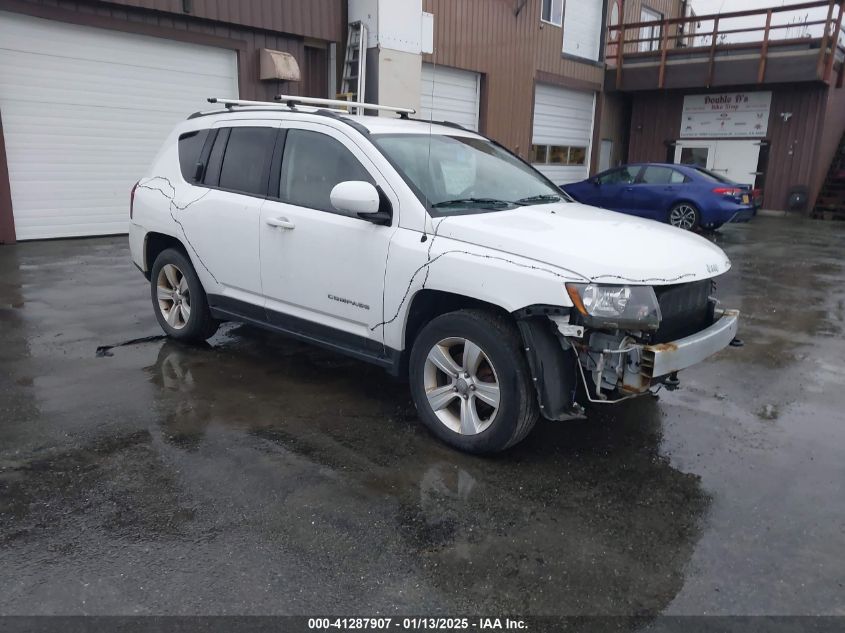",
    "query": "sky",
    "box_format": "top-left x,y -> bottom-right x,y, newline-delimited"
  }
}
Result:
687,0 -> 831,44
